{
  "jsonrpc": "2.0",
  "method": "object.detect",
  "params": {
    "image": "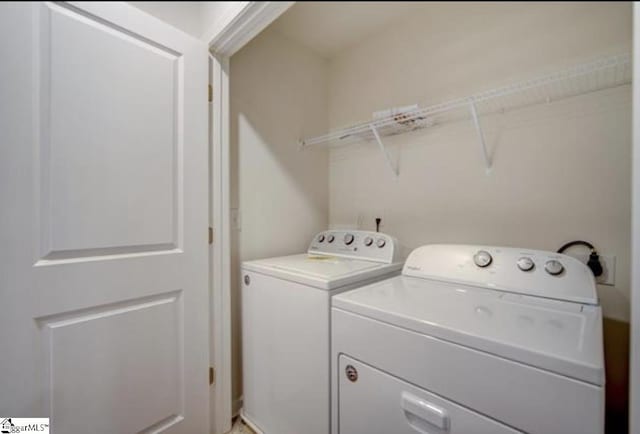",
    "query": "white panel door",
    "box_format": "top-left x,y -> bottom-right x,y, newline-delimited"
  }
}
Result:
0,2 -> 209,433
